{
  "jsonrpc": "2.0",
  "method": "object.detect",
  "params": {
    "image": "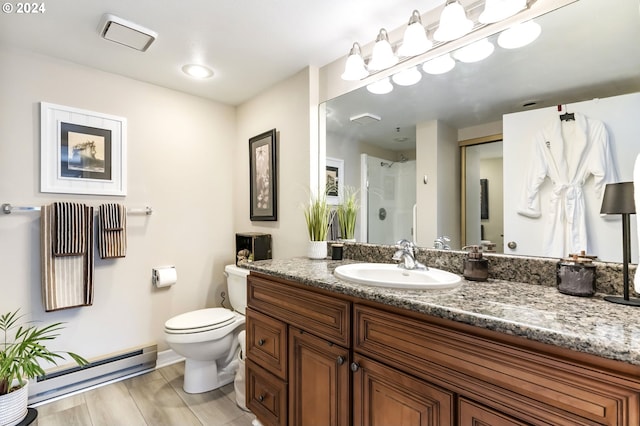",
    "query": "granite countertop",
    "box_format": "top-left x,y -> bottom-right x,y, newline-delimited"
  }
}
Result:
241,257 -> 640,367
